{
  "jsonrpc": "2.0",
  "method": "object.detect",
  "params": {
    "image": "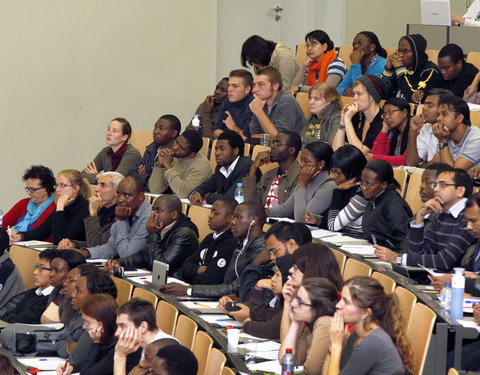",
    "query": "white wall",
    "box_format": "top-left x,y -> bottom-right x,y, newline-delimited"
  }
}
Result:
0,0 -> 216,211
